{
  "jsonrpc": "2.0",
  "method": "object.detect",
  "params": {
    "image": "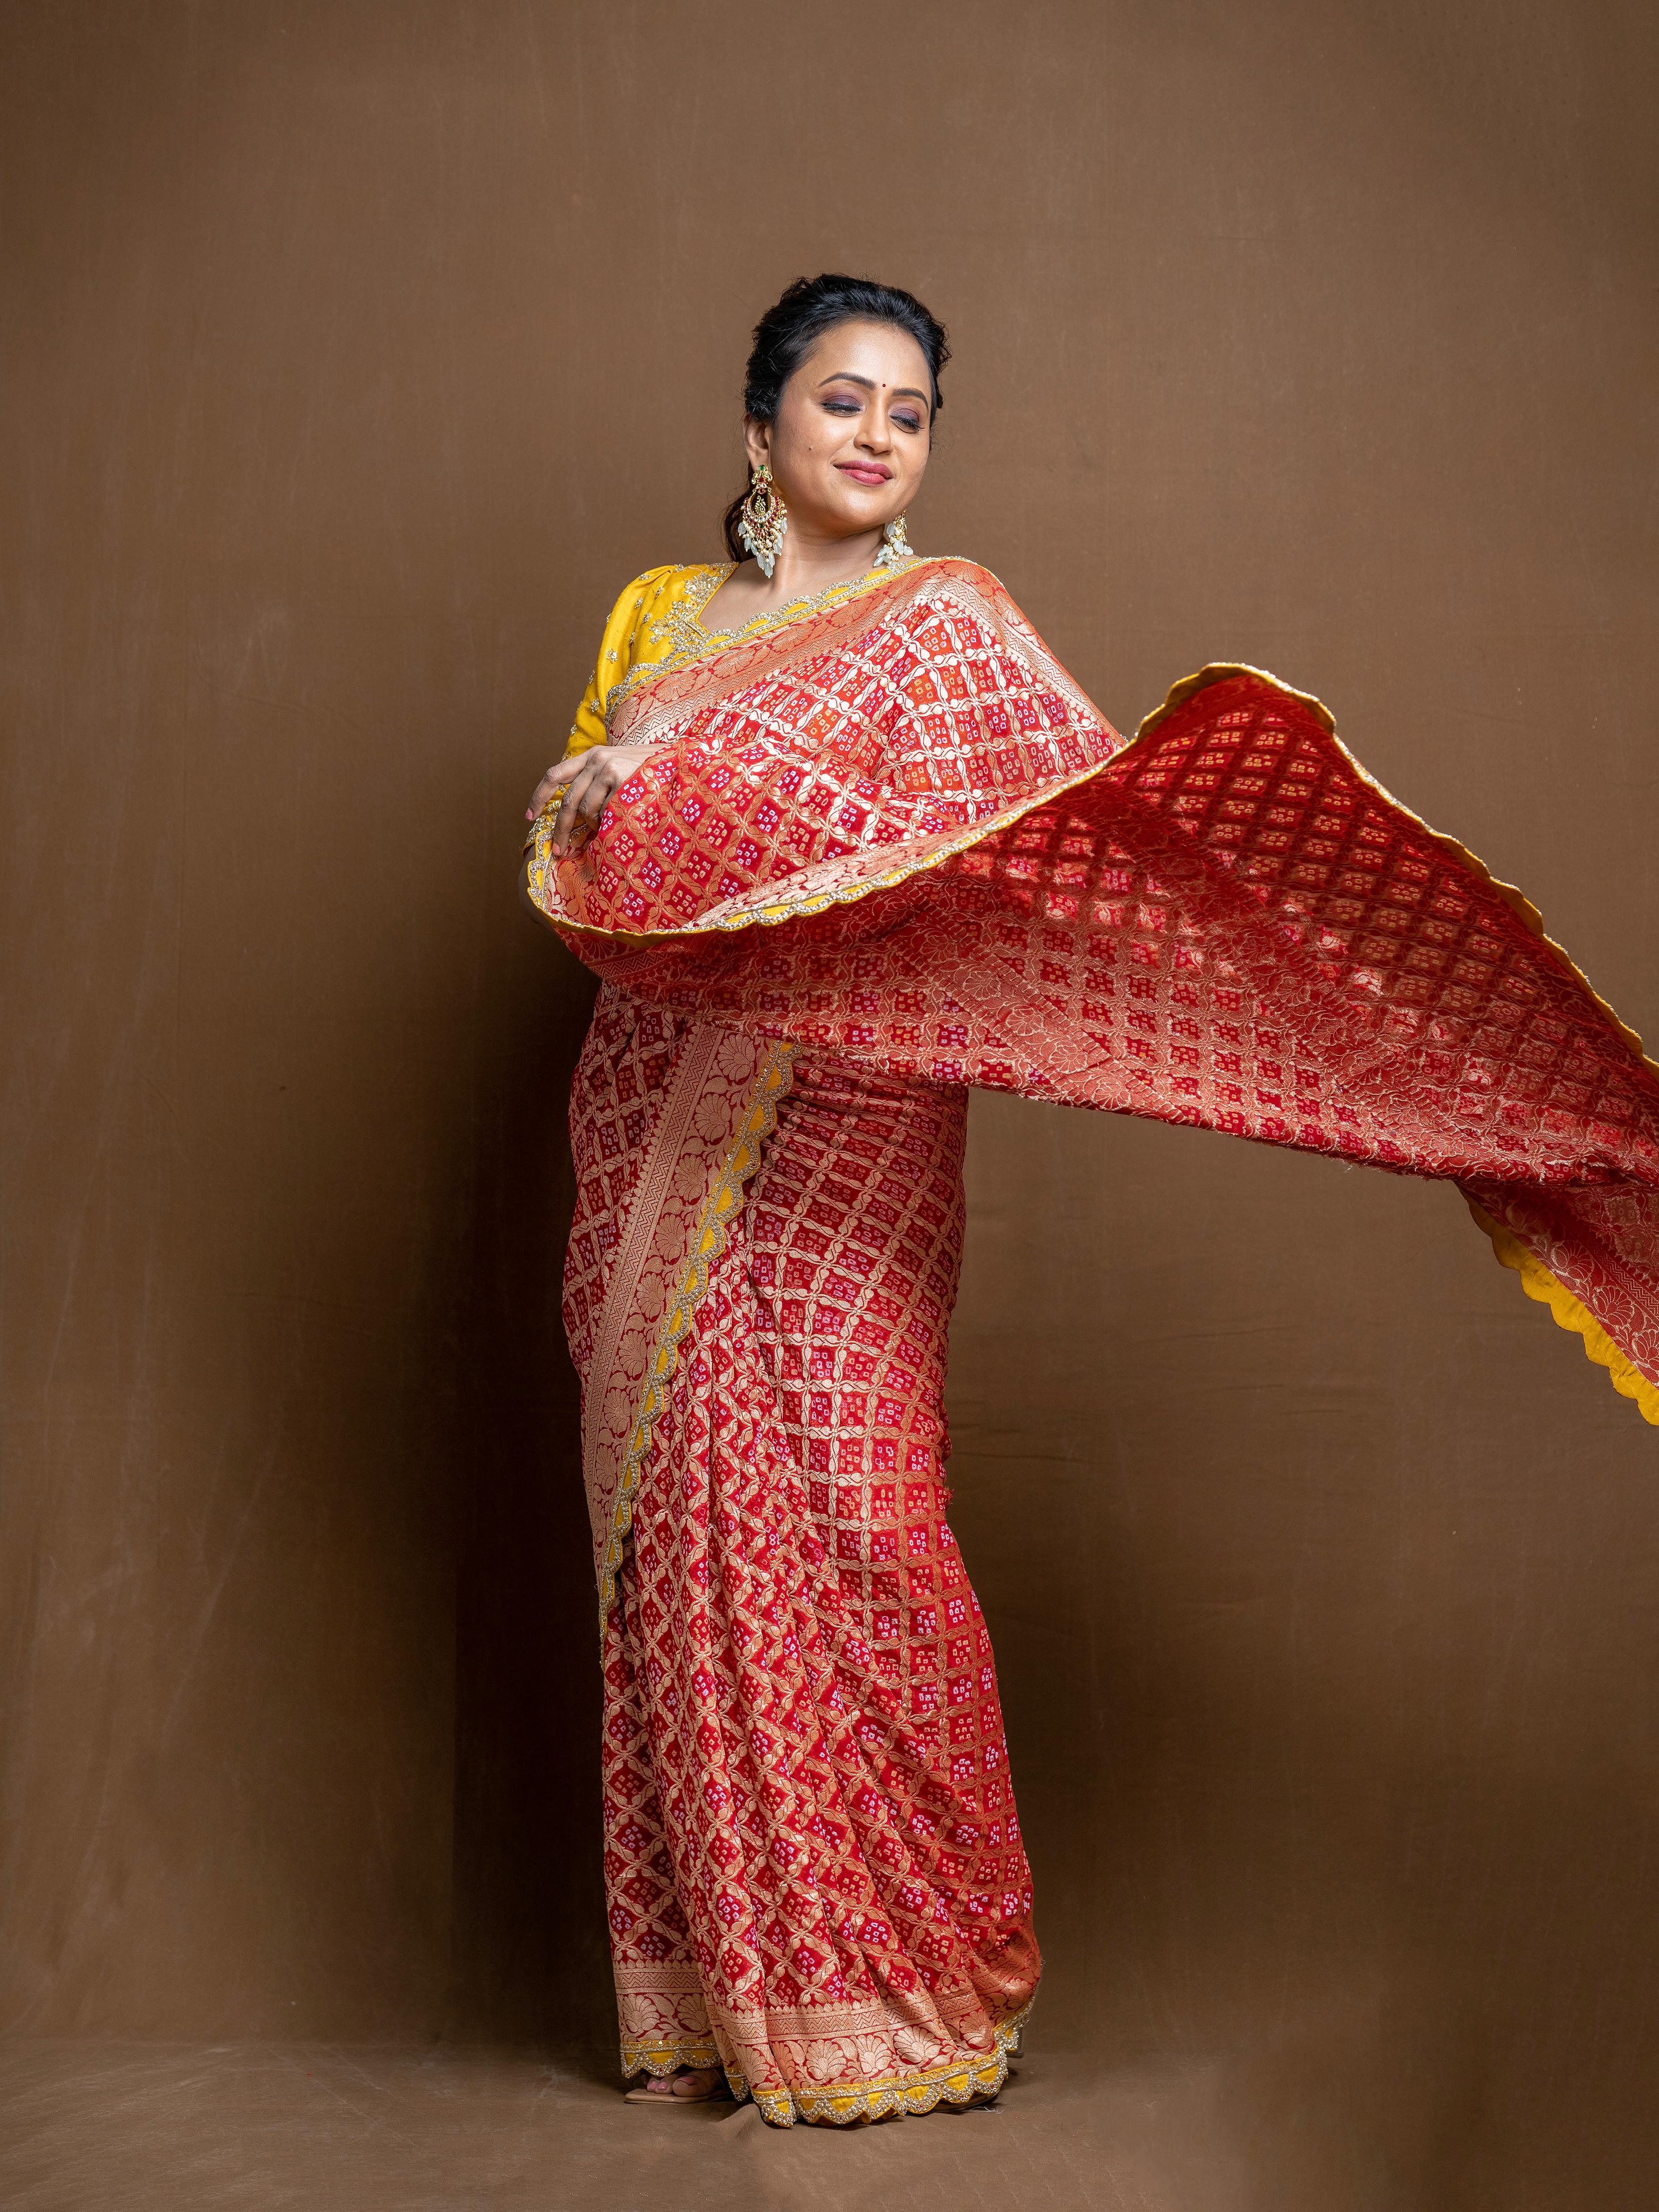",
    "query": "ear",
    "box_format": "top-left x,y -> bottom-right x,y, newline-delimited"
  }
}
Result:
741,416 -> 772,473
